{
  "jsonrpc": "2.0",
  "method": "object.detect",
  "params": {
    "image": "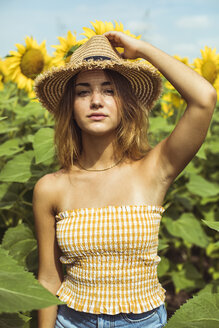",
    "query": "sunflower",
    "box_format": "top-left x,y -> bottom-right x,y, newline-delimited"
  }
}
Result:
161,54 -> 189,117
193,46 -> 219,96
0,57 -> 8,90
81,20 -> 141,57
174,55 -> 190,66
82,20 -> 140,39
161,93 -> 174,118
161,90 -> 185,118
5,36 -> 52,97
52,31 -> 86,66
